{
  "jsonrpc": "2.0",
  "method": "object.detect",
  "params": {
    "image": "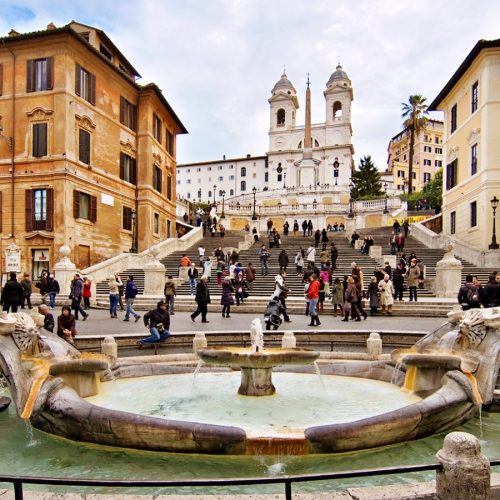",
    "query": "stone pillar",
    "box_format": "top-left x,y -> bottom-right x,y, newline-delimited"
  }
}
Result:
178,266 -> 189,280
435,243 -> 464,298
354,239 -> 363,250
436,432 -> 490,500
369,245 -> 382,259
383,255 -> 396,269
143,246 -> 166,295
281,331 -> 296,349
101,336 -> 118,360
366,332 -> 382,359
53,245 -> 77,297
193,332 -> 207,354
